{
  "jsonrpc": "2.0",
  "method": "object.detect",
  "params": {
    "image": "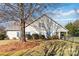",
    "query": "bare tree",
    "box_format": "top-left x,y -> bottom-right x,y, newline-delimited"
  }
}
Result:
18,3 -> 26,42
0,3 -> 47,42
